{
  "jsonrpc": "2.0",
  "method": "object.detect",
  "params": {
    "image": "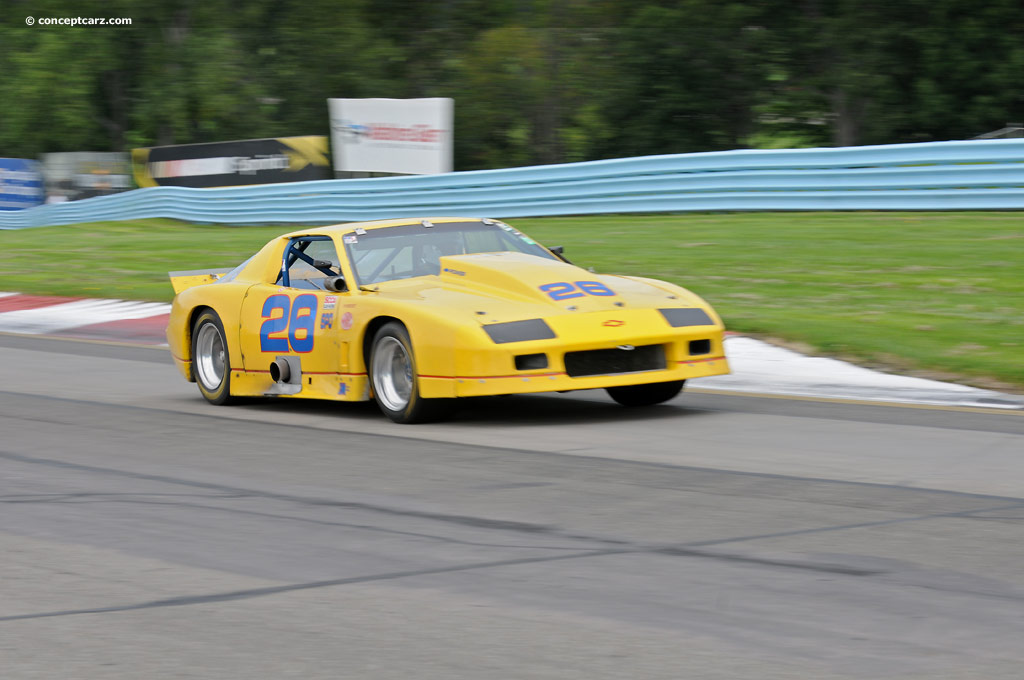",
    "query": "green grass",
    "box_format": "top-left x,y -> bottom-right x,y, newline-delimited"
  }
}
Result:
1,219 -> 285,302
2,213 -> 1022,390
